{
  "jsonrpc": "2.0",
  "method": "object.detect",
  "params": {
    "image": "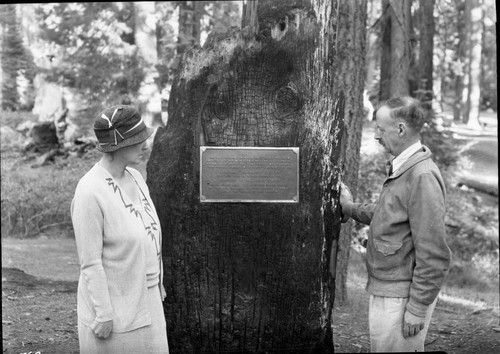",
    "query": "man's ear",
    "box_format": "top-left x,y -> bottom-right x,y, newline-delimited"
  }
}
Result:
397,122 -> 406,136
